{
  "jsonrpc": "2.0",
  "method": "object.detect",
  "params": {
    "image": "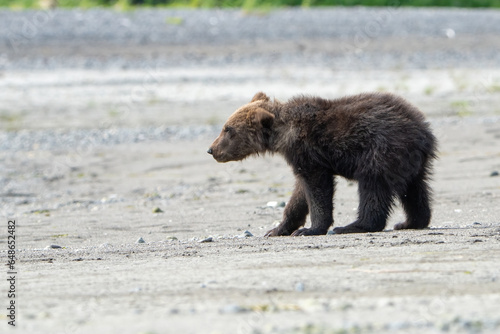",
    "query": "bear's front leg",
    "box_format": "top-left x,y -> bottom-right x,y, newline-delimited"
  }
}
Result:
265,179 -> 309,236
291,172 -> 335,236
